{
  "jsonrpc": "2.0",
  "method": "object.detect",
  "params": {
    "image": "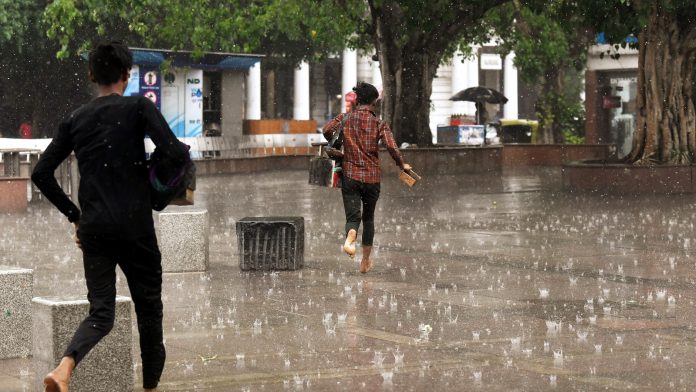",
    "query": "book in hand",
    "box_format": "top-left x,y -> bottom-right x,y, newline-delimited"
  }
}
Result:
169,188 -> 195,206
399,168 -> 421,187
